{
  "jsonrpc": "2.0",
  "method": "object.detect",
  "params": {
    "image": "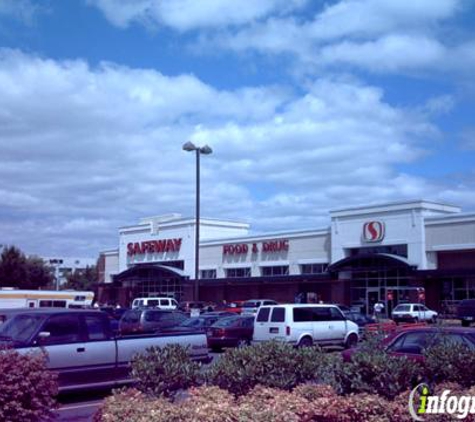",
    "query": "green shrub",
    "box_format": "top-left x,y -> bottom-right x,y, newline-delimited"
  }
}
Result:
130,344 -> 200,398
93,388 -> 181,422
205,340 -> 330,396
94,386 -> 237,422
0,348 -> 58,422
424,341 -> 475,387
95,384 -> 419,422
238,386 -> 310,422
334,337 -> 423,399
